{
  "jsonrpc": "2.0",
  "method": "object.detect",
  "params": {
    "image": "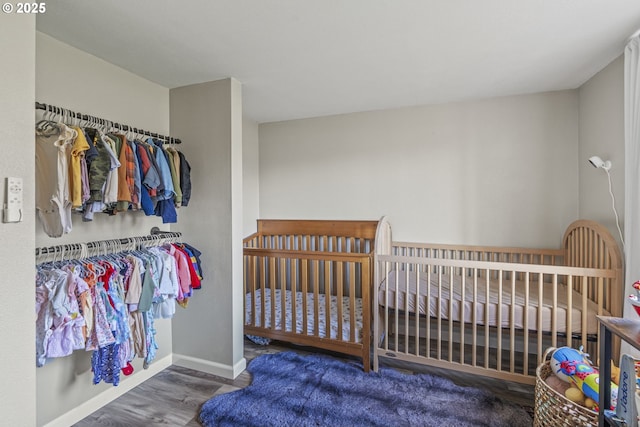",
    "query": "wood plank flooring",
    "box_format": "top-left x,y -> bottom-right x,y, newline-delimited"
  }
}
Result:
73,339 -> 534,426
